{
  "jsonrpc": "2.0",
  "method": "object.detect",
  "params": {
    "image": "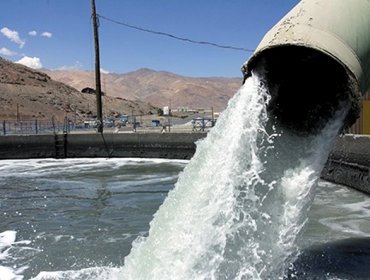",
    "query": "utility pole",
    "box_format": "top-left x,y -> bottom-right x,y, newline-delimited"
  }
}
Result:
211,106 -> 214,127
168,98 -> 171,132
16,103 -> 19,122
91,0 -> 103,133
